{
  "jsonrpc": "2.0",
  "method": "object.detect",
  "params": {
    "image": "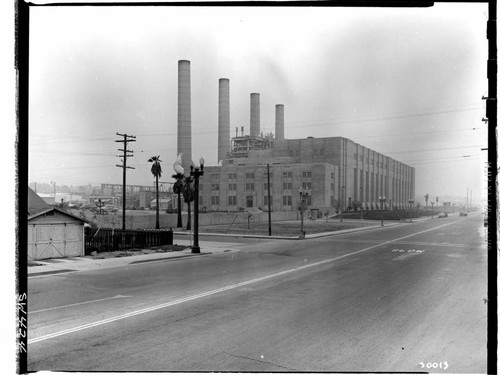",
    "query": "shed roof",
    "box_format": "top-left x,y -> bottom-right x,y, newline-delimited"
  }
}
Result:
28,186 -> 50,213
